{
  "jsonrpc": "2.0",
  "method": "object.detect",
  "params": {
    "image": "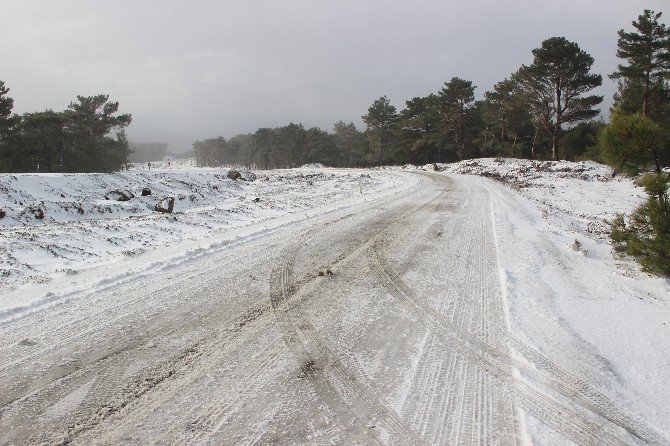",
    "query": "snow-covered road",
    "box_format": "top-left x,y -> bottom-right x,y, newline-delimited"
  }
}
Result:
1,171 -> 668,445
